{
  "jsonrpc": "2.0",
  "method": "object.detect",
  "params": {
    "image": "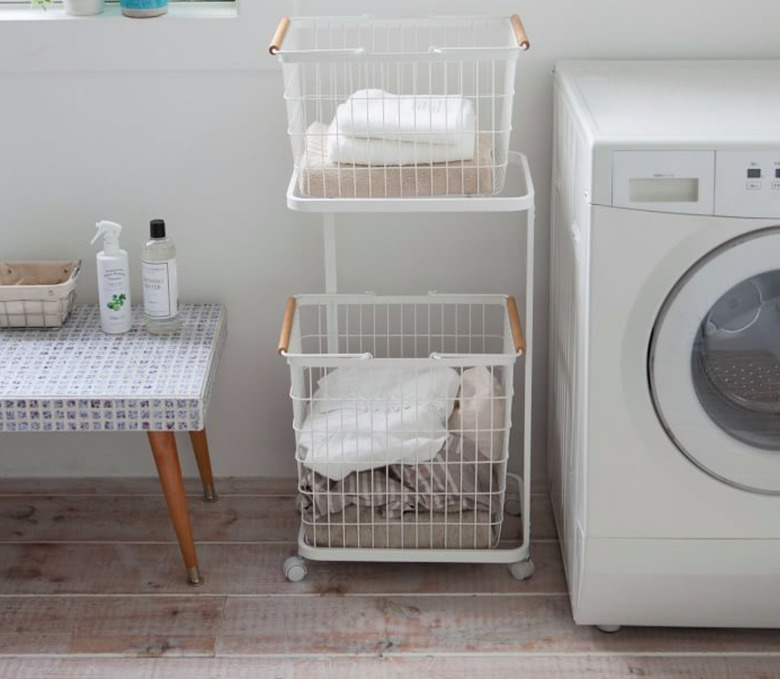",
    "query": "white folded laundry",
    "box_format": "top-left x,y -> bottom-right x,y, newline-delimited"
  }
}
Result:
327,118 -> 476,165
333,88 -> 477,146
